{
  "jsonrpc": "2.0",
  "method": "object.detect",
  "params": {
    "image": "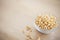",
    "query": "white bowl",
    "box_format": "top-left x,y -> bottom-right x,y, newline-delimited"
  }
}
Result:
34,23 -> 57,34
